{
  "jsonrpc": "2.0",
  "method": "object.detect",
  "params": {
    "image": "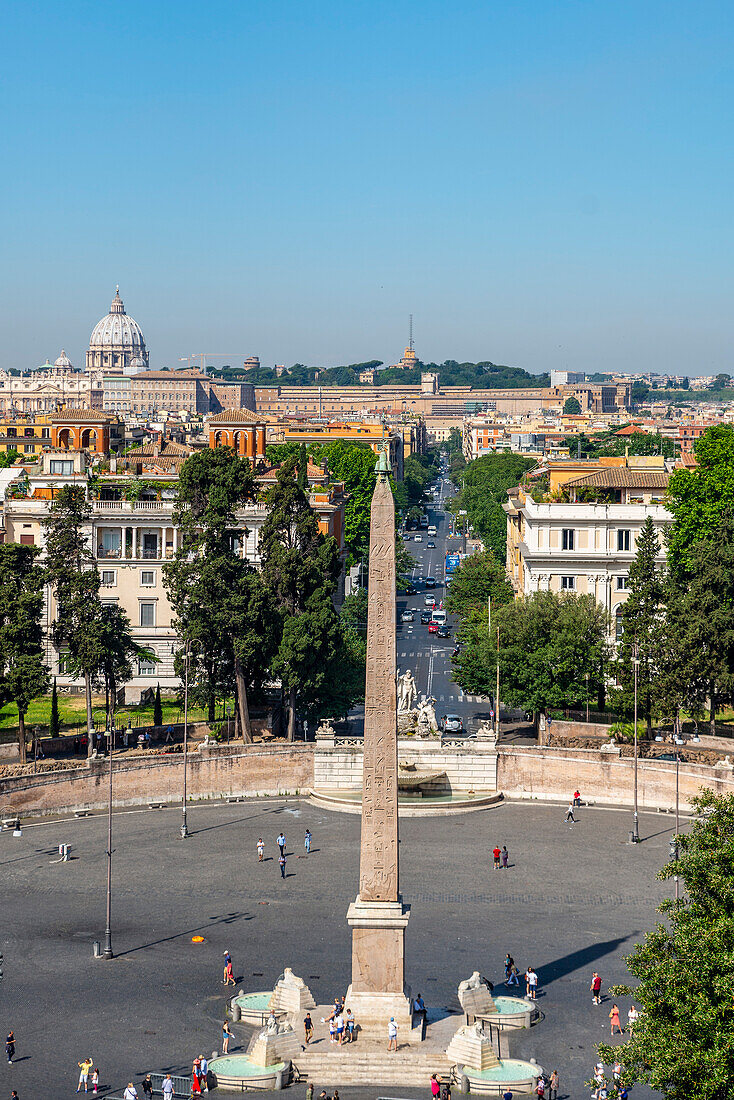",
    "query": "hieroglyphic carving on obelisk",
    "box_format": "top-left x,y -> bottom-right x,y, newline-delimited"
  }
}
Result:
359,449 -> 399,902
